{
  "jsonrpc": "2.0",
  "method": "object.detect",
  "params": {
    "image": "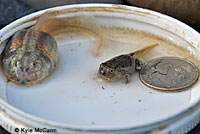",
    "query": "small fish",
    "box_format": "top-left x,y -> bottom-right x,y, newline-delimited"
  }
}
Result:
98,44 -> 158,83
